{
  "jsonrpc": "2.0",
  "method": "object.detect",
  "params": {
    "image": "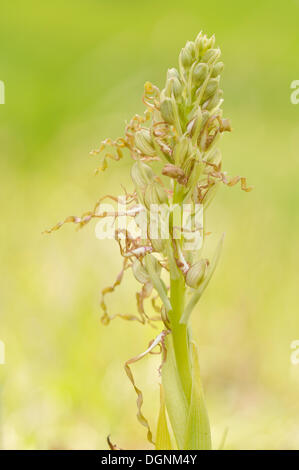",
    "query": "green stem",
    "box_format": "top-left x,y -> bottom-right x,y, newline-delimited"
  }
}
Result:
161,178 -> 212,450
168,182 -> 193,402
170,275 -> 192,402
